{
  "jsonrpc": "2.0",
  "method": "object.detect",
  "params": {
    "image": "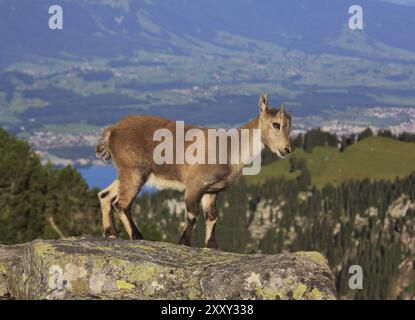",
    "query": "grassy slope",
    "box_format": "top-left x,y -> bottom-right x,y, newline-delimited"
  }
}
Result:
248,136 -> 415,188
